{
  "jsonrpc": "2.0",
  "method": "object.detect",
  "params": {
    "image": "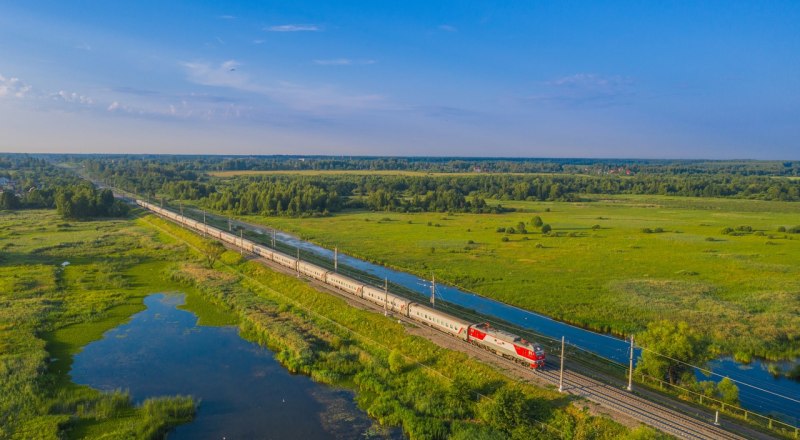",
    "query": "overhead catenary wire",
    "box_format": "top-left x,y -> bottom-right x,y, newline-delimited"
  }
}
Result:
145,195 -> 800,428
142,213 -> 566,439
